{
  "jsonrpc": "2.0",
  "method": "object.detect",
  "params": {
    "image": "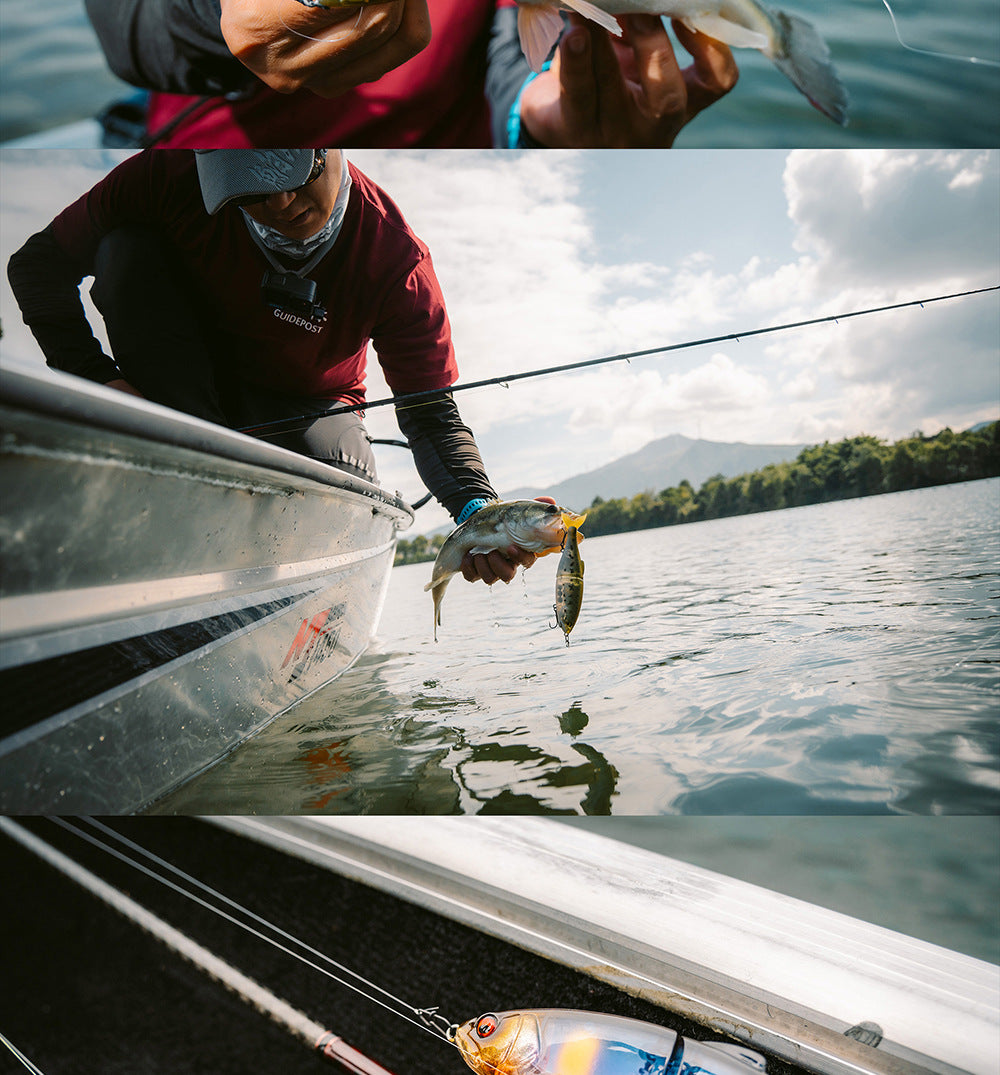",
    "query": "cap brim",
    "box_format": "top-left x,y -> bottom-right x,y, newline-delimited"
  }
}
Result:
195,149 -> 316,214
